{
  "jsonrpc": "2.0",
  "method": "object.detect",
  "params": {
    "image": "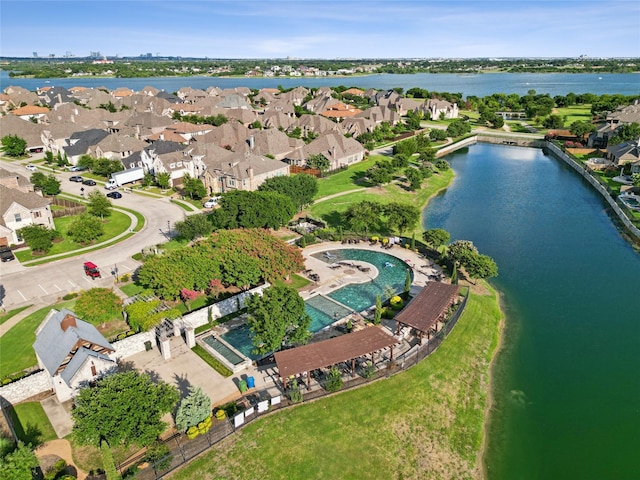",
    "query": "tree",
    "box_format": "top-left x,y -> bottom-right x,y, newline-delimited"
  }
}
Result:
632,173 -> 640,187
0,442 -> 39,480
92,158 -> 123,177
404,268 -> 412,294
246,284 -> 312,354
175,386 -> 212,432
174,213 -> 213,241
18,224 -> 59,253
77,154 -> 95,171
344,201 -> 381,234
446,119 -> 471,137
543,114 -> 565,129
465,253 -> 499,283
306,153 -> 330,173
74,288 -> 123,326
384,202 -> 420,235
180,288 -> 198,311
423,228 -> 450,248
405,166 -> 423,191
1,135 -> 27,157
87,190 -> 112,219
569,120 -> 596,141
213,190 -> 295,230
72,371 -> 179,448
30,172 -> 61,195
373,294 -> 382,324
258,174 -> 318,211
66,213 -> 104,244
156,172 -> 171,189
447,240 -> 479,267
609,122 -> 640,145
450,263 -> 458,285
182,174 -> 207,199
